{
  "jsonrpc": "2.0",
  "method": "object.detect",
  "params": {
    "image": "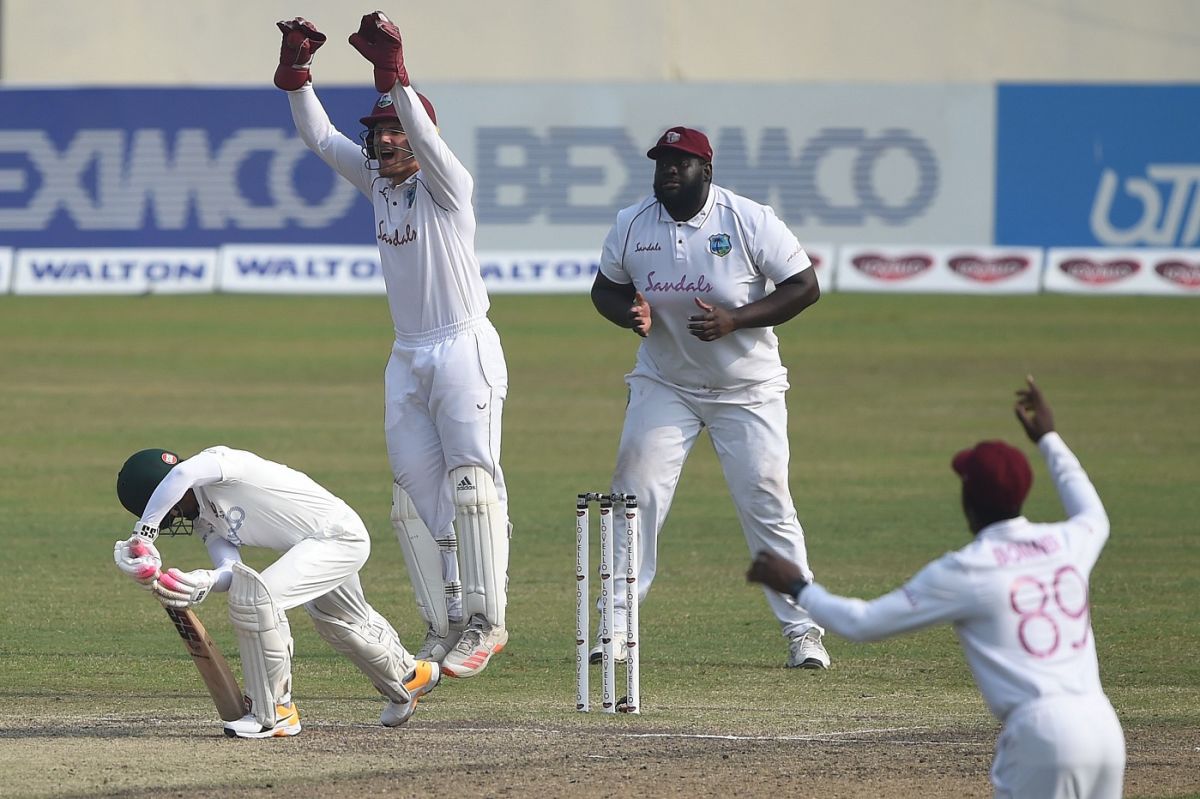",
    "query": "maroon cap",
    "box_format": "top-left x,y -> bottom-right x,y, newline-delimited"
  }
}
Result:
359,91 -> 437,128
646,126 -> 713,162
951,440 -> 1033,518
